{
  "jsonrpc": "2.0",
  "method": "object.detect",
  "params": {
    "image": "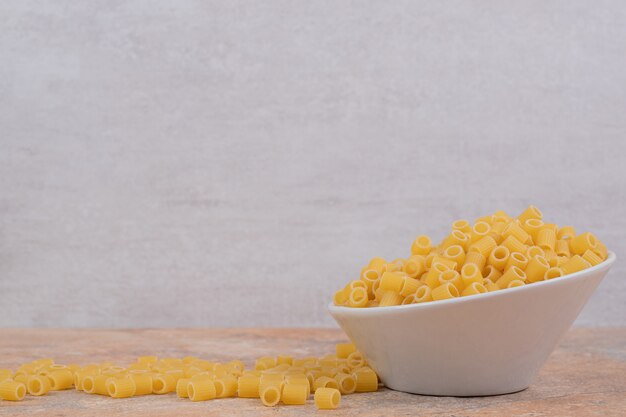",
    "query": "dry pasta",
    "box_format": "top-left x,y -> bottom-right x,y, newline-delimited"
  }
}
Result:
335,343 -> 356,359
314,387 -> 341,410
333,206 -> 608,308
282,383 -> 308,405
334,372 -> 356,394
353,367 -> 378,392
0,380 -> 26,401
26,375 -> 51,396
107,377 -> 136,398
